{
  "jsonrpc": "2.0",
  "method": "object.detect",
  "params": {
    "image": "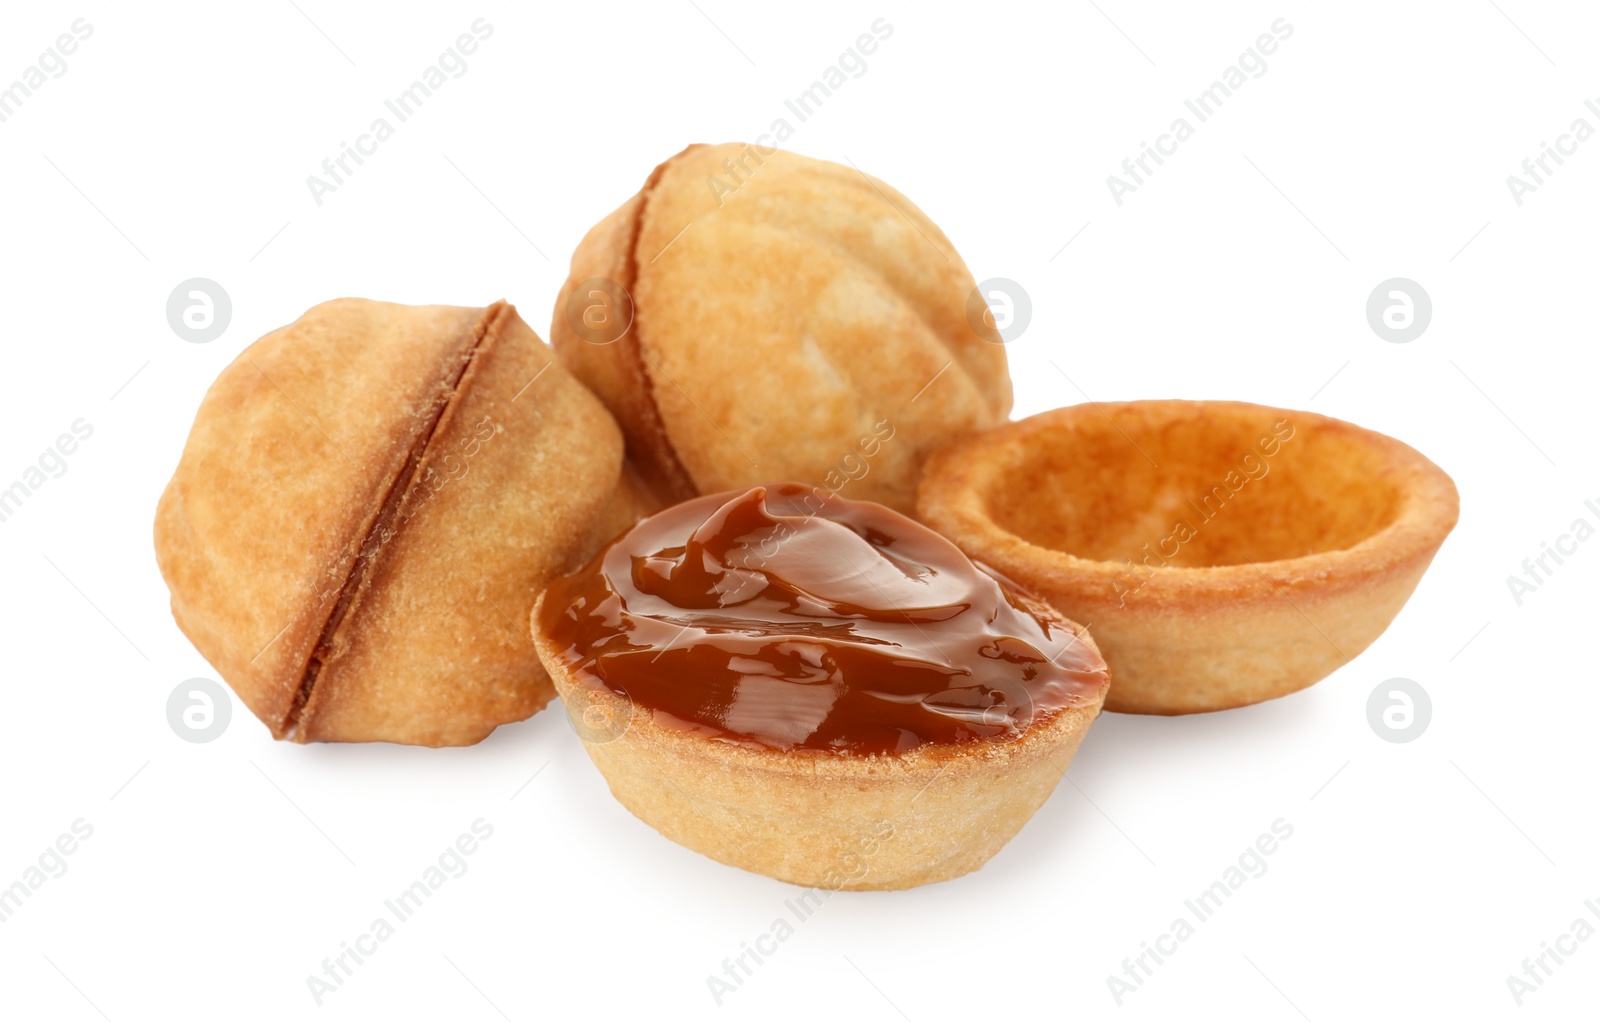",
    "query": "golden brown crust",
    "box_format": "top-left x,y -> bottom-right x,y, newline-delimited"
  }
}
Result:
154,299 -> 487,737
297,306 -> 629,744
532,596 -> 1108,889
552,142 -> 1012,516
155,298 -> 631,746
917,400 -> 1460,714
549,157 -> 699,506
